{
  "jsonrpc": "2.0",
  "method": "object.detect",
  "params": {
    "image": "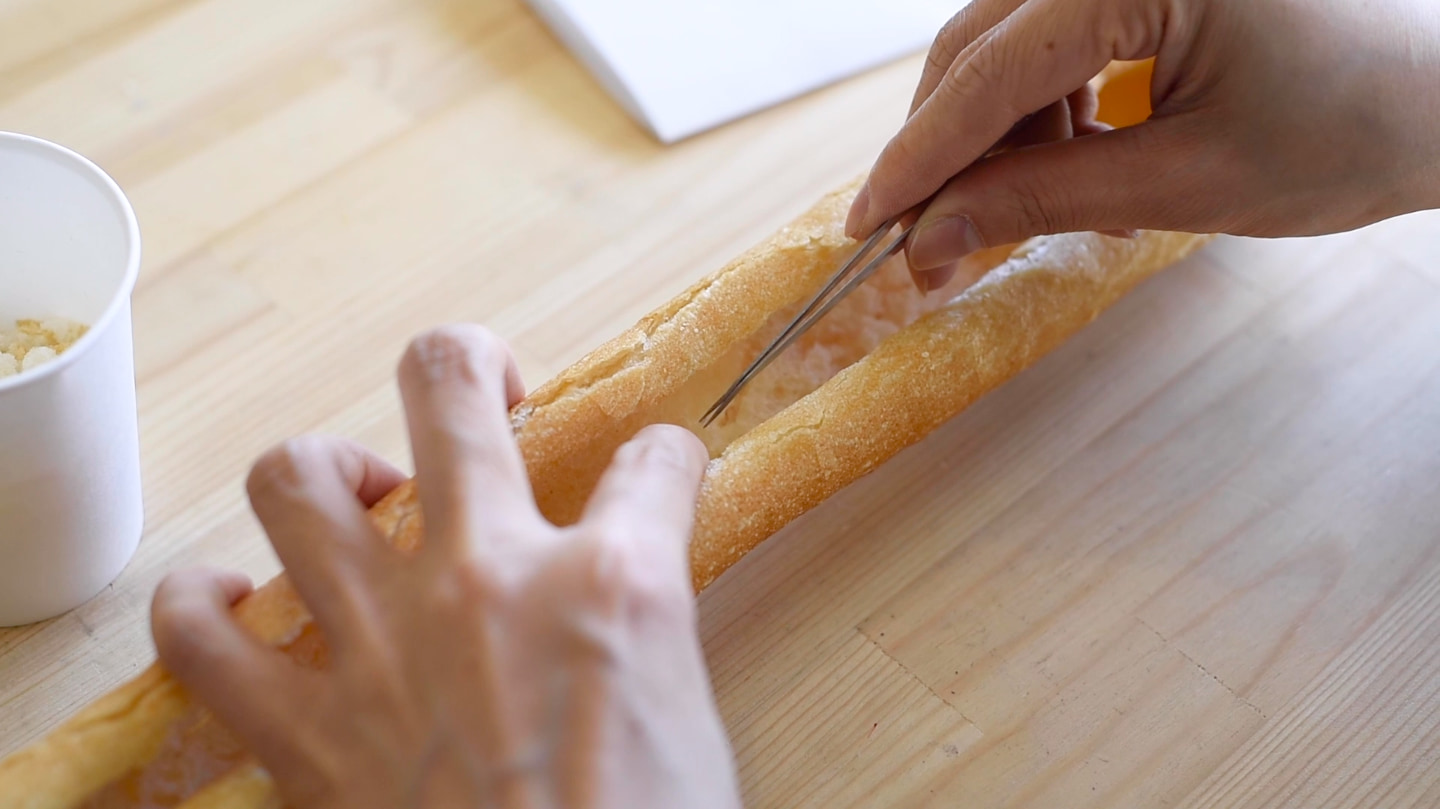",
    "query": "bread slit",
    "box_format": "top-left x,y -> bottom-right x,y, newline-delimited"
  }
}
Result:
691,245 -> 1019,453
